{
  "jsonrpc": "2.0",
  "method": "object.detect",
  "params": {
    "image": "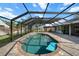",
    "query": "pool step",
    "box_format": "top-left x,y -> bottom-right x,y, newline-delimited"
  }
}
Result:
46,42 -> 57,51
